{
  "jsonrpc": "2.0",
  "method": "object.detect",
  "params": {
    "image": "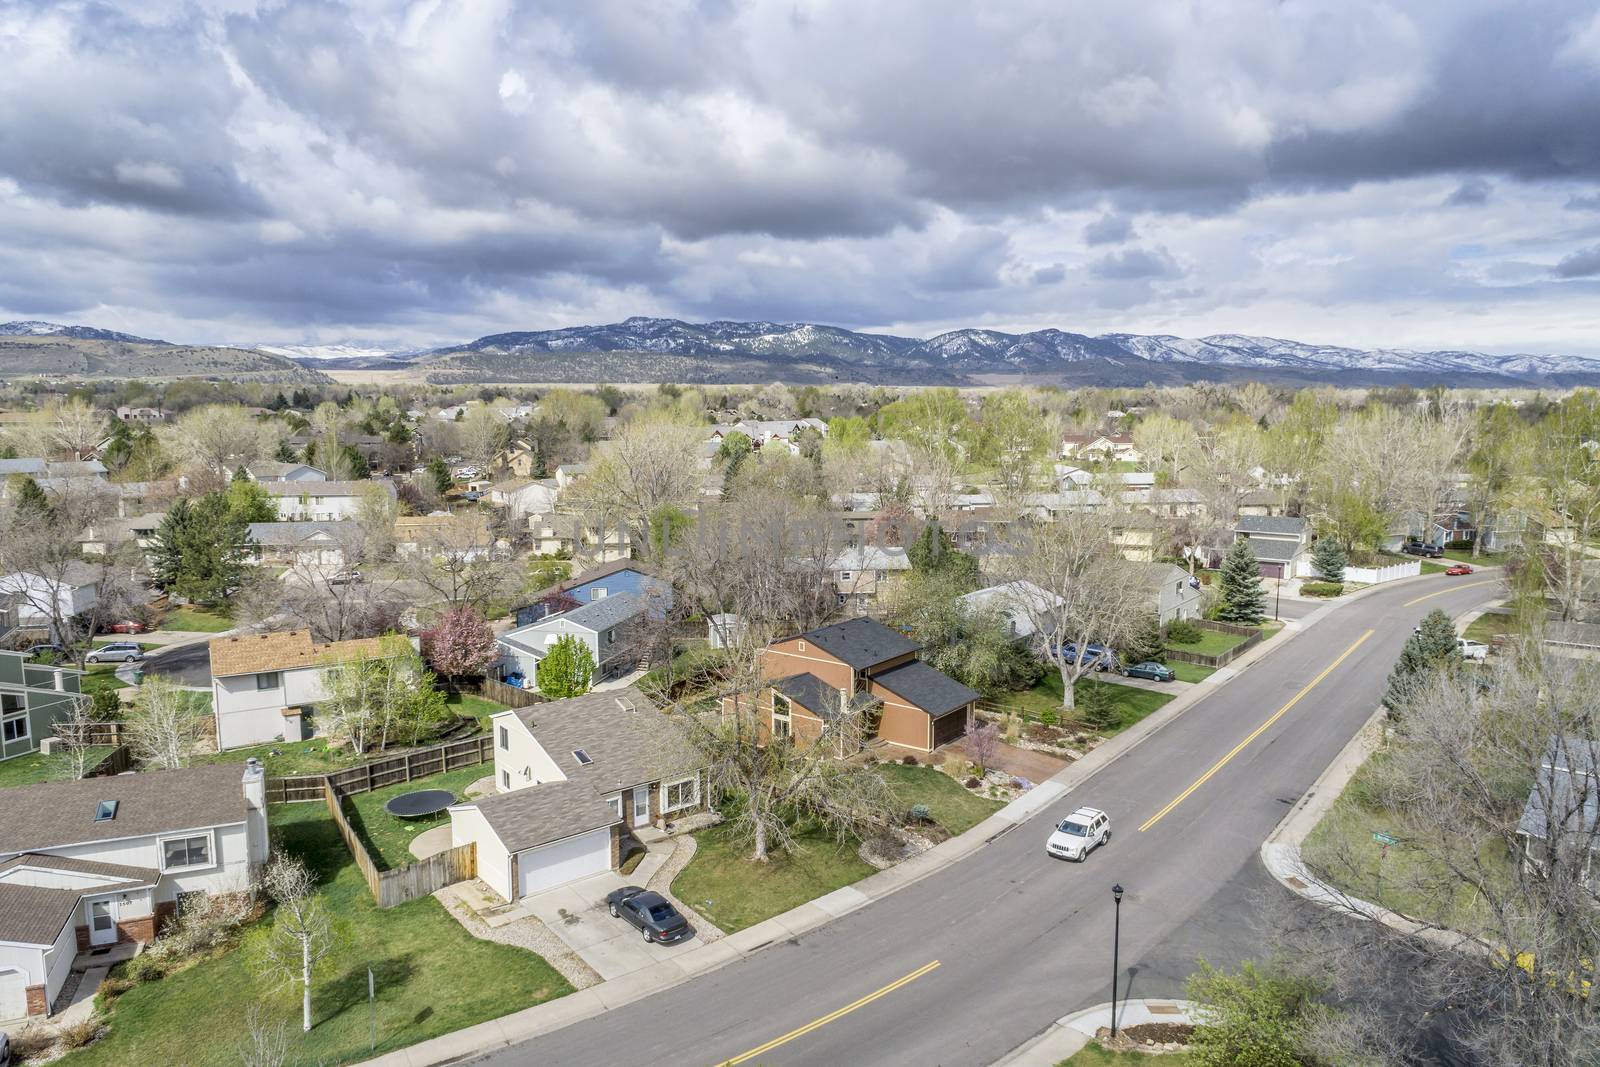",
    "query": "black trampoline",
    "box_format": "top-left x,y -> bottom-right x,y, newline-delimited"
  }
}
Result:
384,789 -> 456,818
